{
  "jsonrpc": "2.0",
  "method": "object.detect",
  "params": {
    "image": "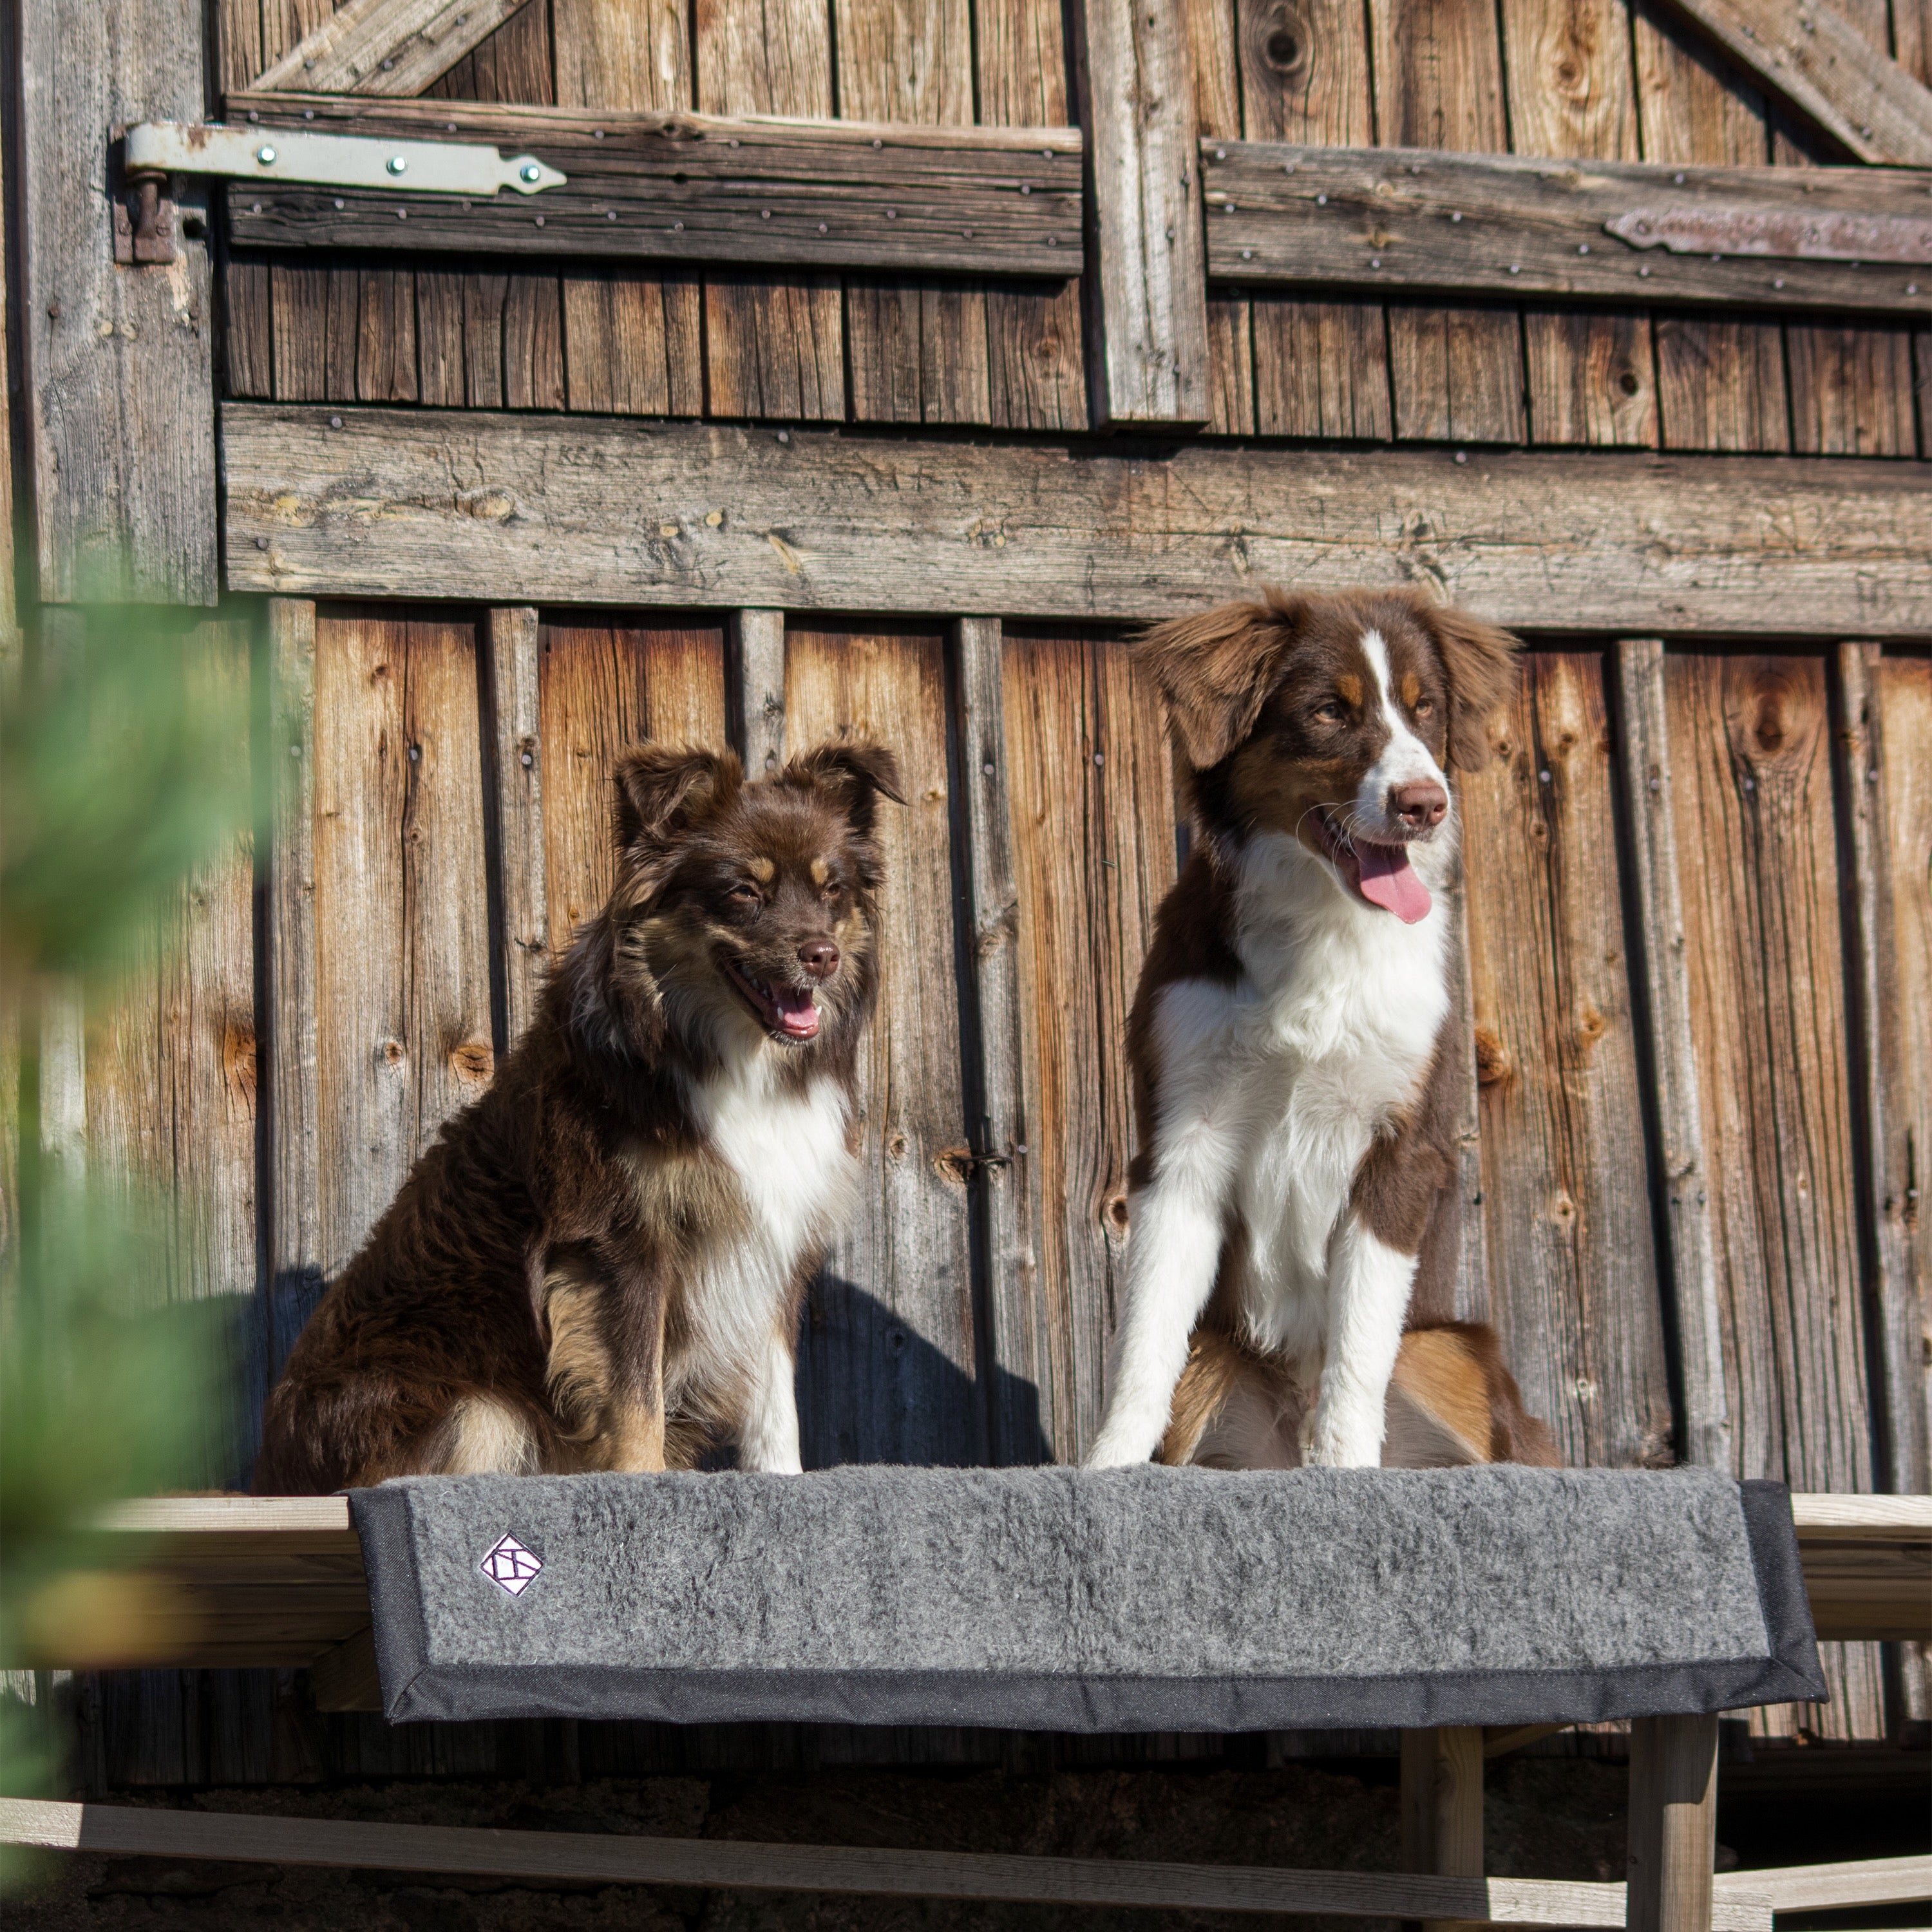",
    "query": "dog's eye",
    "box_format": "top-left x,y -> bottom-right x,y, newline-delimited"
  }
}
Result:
1314,699 -> 1346,723
1413,697 -> 1435,719
728,883 -> 761,905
